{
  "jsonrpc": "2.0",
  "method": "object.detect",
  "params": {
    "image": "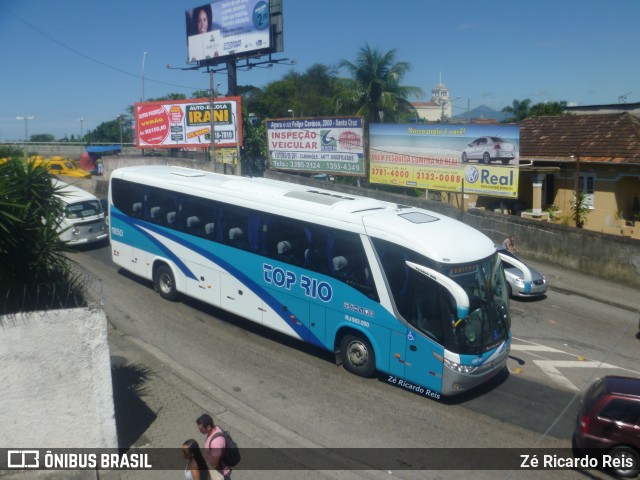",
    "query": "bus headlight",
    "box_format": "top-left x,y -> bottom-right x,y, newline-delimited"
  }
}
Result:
443,358 -> 477,374
72,227 -> 80,236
